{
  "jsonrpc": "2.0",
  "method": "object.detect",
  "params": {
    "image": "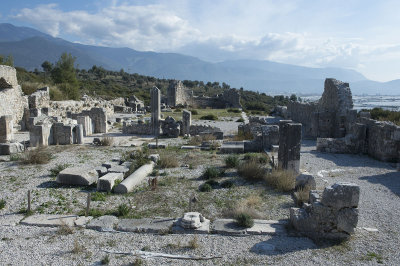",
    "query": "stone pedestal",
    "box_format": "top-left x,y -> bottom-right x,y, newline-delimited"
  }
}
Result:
182,110 -> 191,136
0,115 -> 13,143
278,121 -> 301,174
